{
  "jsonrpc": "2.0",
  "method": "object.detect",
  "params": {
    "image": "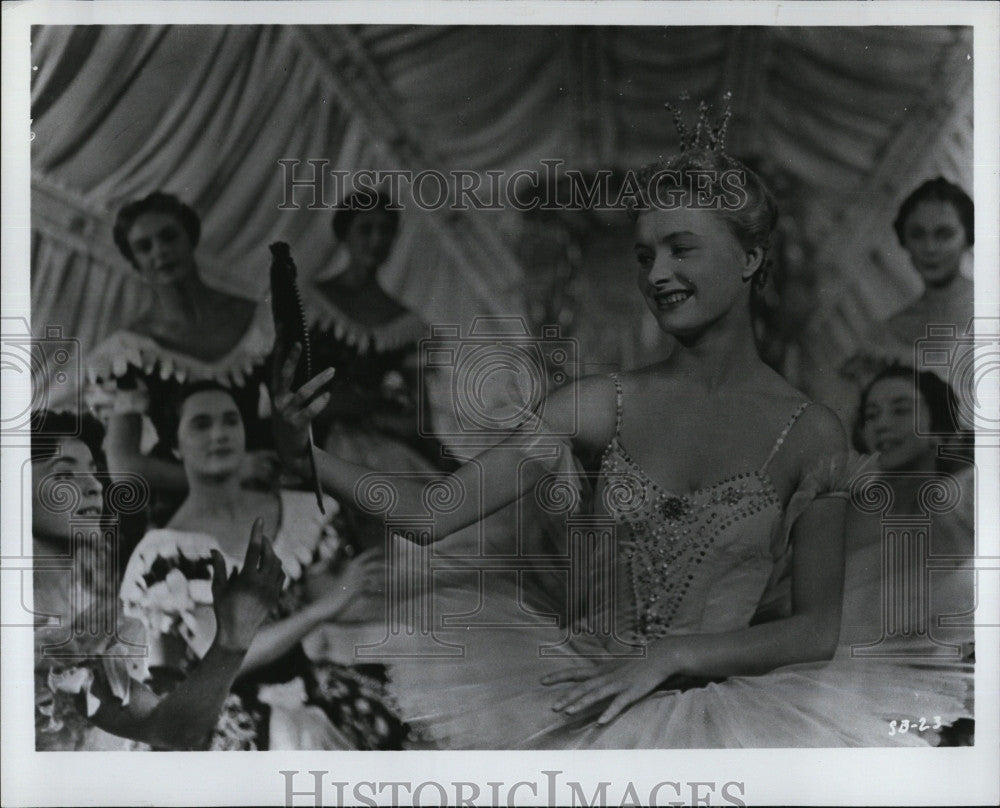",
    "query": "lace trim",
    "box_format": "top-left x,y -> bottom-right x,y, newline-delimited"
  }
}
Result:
85,299 -> 274,387
304,287 -> 425,354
